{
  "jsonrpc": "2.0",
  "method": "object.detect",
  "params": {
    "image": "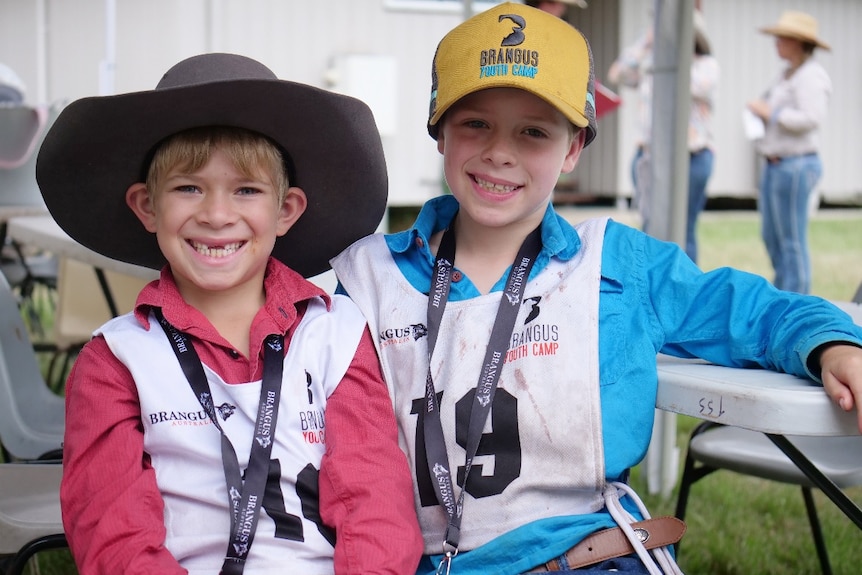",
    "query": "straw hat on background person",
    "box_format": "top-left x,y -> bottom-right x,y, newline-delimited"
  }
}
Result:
760,11 -> 830,51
